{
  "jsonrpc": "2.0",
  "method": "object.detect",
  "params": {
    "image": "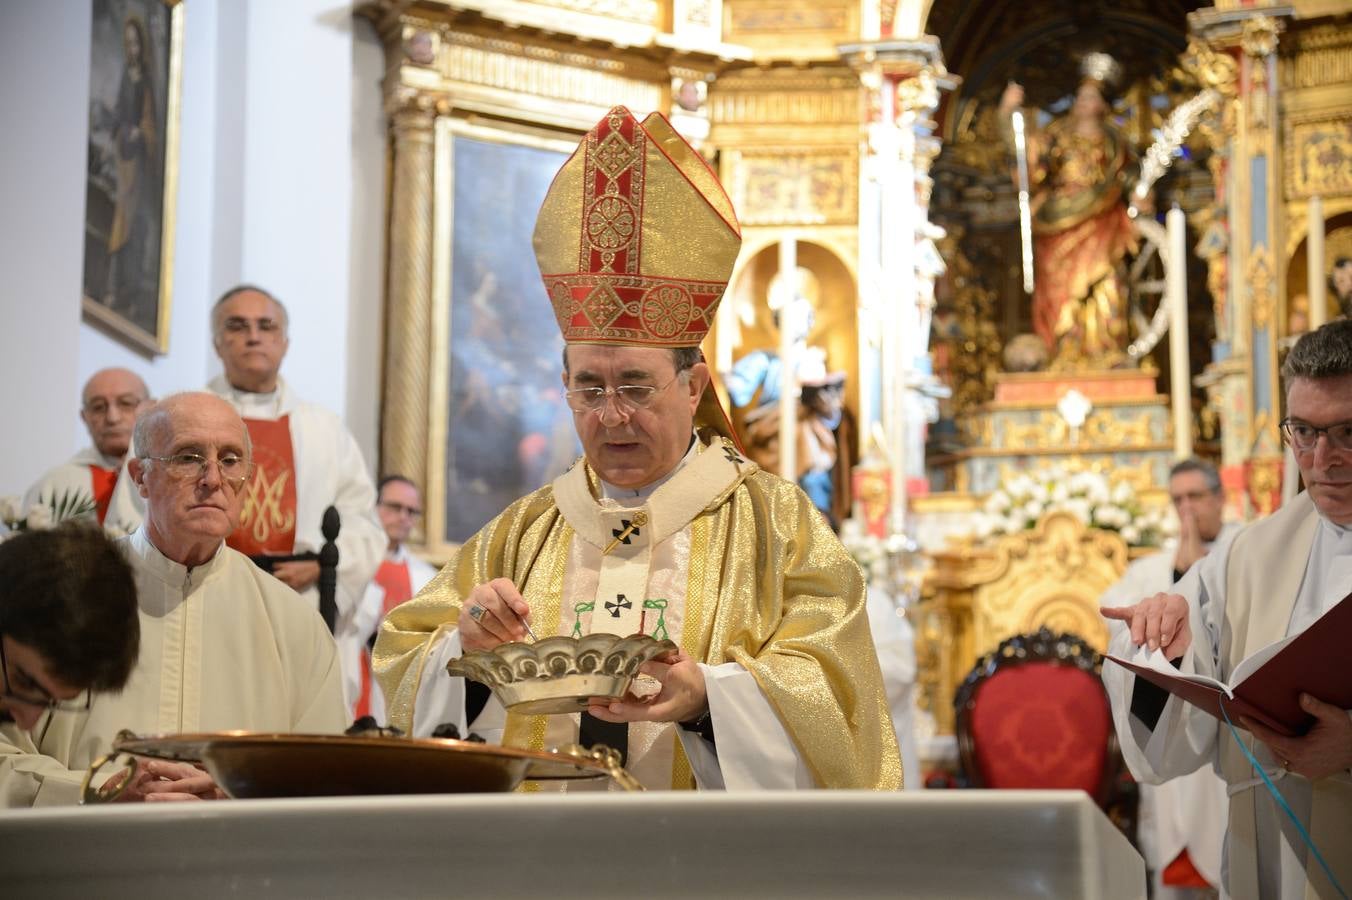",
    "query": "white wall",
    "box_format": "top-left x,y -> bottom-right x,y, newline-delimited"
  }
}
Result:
0,0 -> 388,496
0,1 -> 93,490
